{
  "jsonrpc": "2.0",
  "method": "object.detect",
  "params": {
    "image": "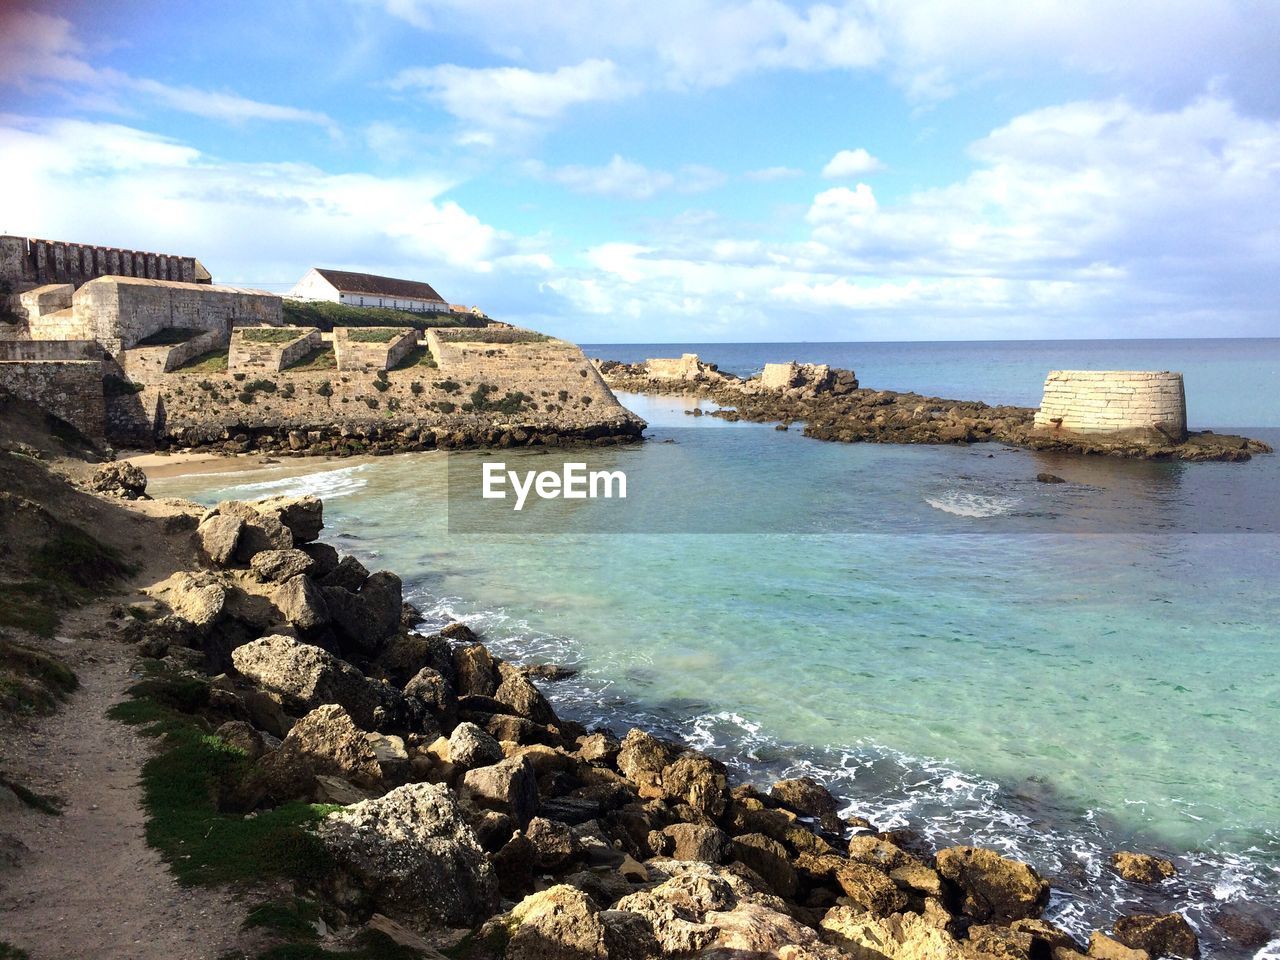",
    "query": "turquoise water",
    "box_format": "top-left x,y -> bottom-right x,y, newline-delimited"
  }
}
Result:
153,338 -> 1280,954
